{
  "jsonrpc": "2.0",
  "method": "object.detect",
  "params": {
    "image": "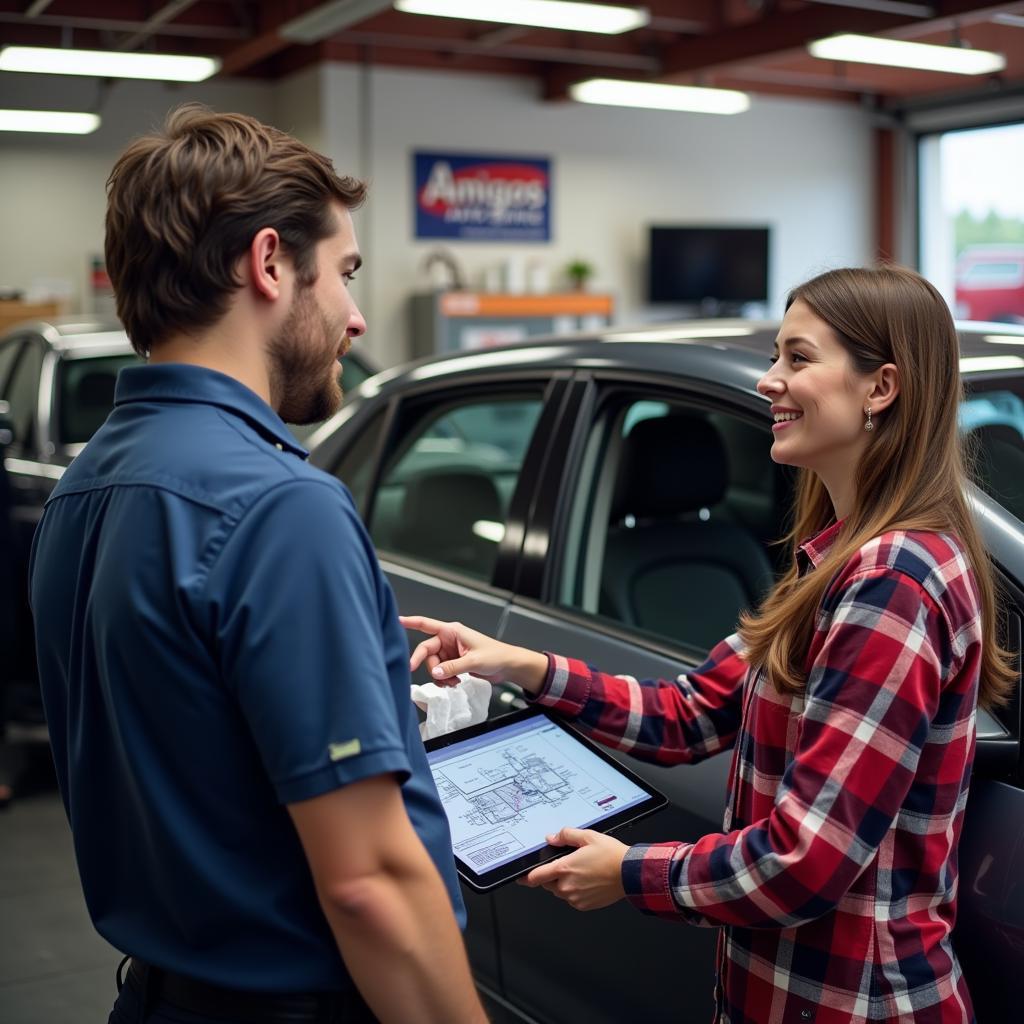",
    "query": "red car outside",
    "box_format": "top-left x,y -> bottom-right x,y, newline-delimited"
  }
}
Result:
955,244 -> 1024,323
